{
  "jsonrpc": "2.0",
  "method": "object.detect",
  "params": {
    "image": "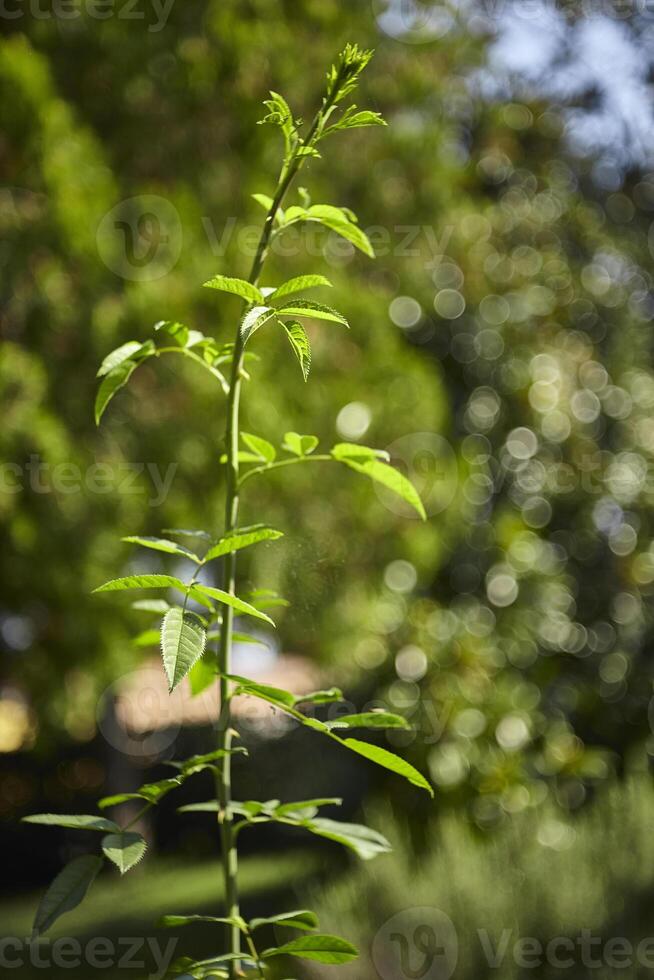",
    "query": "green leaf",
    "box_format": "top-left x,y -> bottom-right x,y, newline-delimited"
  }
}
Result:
302,818 -> 392,860
154,320 -> 190,347
169,748 -> 247,777
32,855 -> 103,939
259,90 -> 298,157
22,814 -> 120,832
93,575 -> 188,594
231,677 -> 295,708
340,738 -> 434,796
325,711 -> 410,730
102,832 -> 147,874
202,275 -> 264,306
132,599 -> 171,614
167,952 -> 248,977
159,914 -> 245,930
246,588 -> 290,610
97,793 -> 144,809
98,777 -> 182,810
283,432 -> 319,456
162,528 -> 213,542
230,678 -> 331,734
95,359 -> 138,425
133,628 -> 160,648
337,457 -> 426,520
252,193 -> 274,212
178,801 -> 220,814
274,299 -> 348,326
250,910 -> 319,932
203,525 -> 284,562
282,321 -> 312,381
122,536 -> 200,562
306,205 -> 374,258
241,432 -> 276,463
270,275 -> 332,301
325,108 -> 386,134
232,632 -> 267,646
240,305 -> 277,344
97,340 -> 154,378
188,656 -> 217,697
262,934 -> 358,964
274,798 -> 342,818
192,585 -> 275,625
294,687 -> 343,705
161,607 -> 207,692
331,443 -> 390,462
